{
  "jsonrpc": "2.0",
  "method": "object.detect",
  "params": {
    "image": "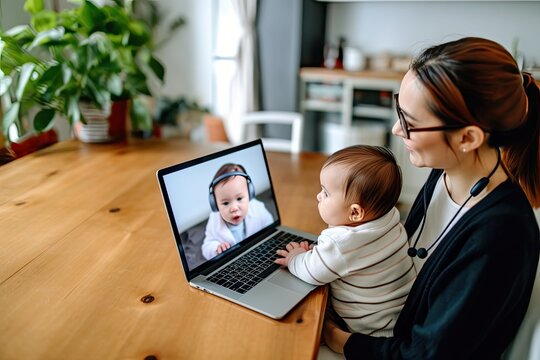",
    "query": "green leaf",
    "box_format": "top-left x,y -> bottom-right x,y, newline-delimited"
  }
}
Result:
148,56 -> 165,82
32,11 -> 58,32
67,96 -> 80,124
130,97 -> 152,132
0,76 -> 13,96
4,25 -> 31,37
40,64 -> 62,84
0,38 -> 40,73
61,64 -> 72,84
33,108 -> 56,132
79,0 -> 104,32
126,72 -> 151,96
24,0 -> 44,15
2,102 -> 20,135
127,21 -> 150,46
169,17 -> 187,32
16,63 -> 36,102
29,27 -> 65,49
107,74 -> 122,96
87,77 -> 110,109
